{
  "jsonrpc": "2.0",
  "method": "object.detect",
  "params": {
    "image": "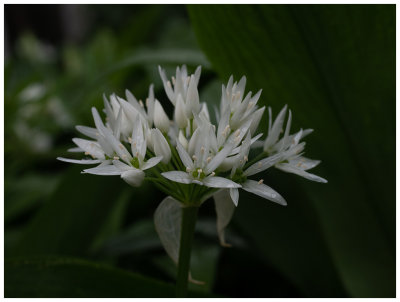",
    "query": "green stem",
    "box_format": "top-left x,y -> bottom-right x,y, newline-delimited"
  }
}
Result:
176,205 -> 199,298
